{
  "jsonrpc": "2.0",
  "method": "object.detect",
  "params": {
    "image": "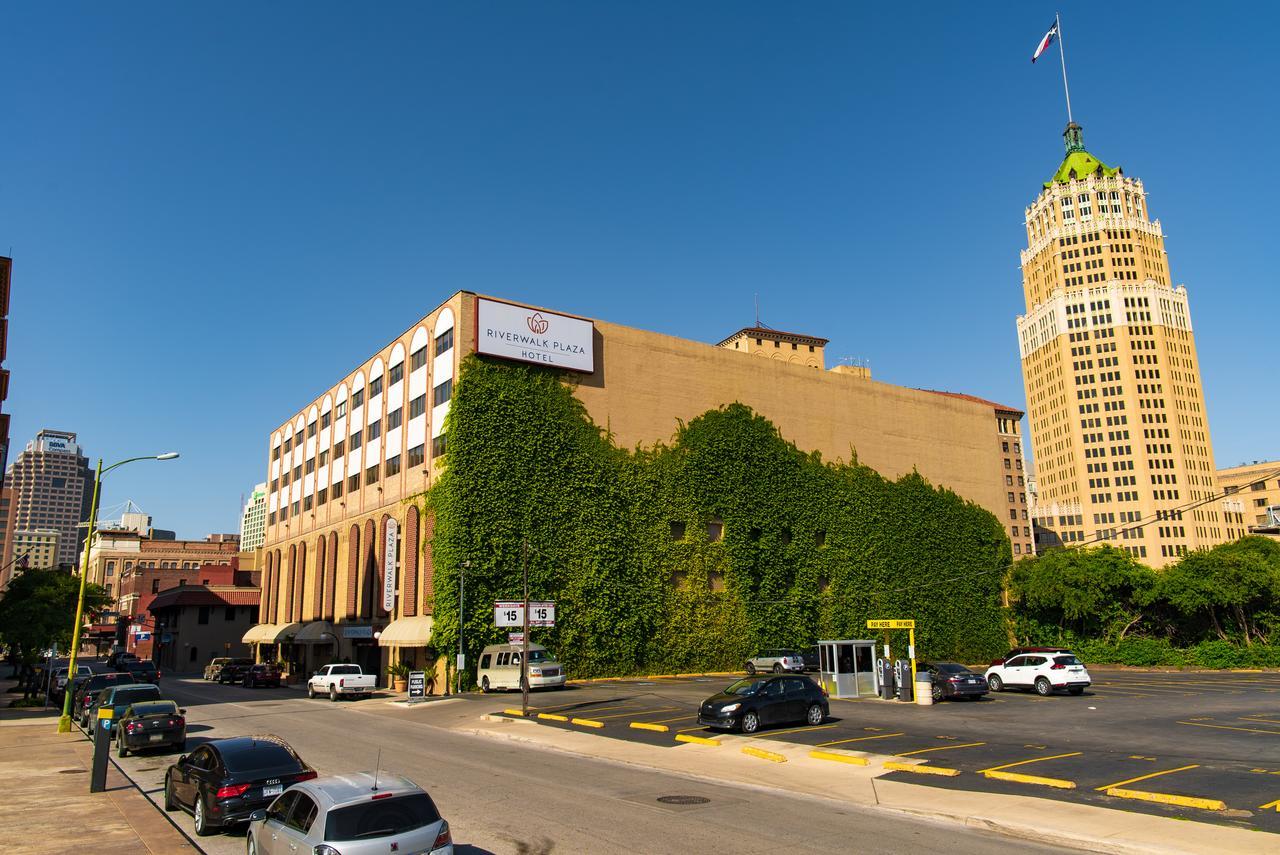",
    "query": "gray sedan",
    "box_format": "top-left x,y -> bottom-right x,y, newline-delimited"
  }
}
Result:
246,771 -> 453,855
